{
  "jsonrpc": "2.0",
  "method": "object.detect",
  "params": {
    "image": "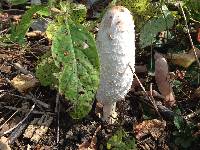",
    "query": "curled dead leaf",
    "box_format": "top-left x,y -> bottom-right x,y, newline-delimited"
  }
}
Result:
167,47 -> 200,68
167,53 -> 196,68
155,52 -> 175,107
10,74 -> 39,94
134,119 -> 166,140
